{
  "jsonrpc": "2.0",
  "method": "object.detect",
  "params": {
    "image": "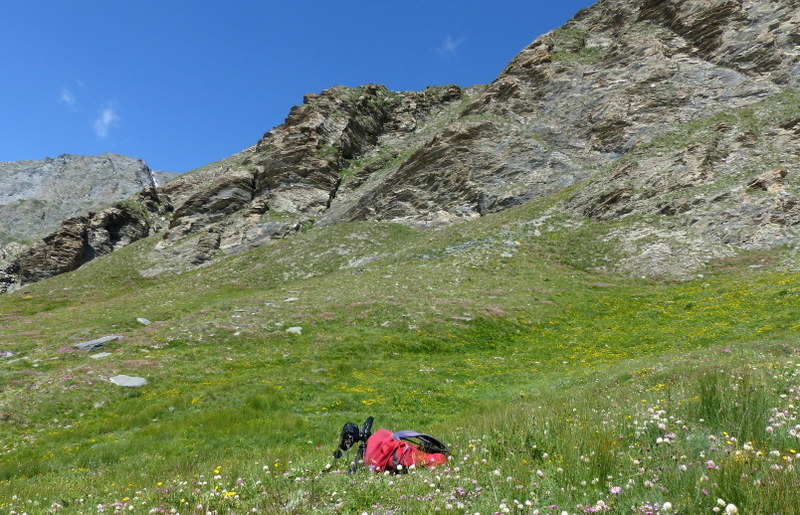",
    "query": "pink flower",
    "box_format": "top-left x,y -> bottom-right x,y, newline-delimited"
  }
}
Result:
610,486 -> 622,494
